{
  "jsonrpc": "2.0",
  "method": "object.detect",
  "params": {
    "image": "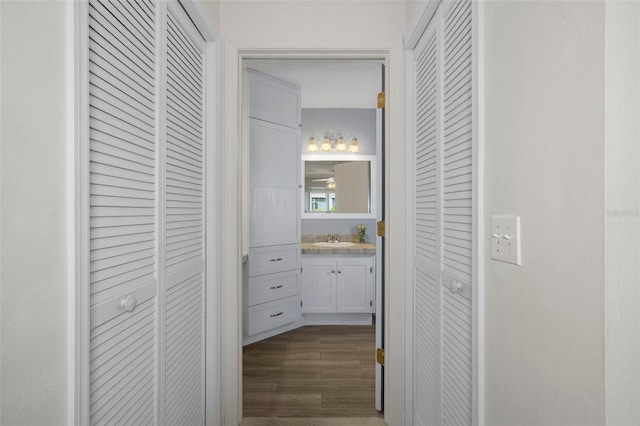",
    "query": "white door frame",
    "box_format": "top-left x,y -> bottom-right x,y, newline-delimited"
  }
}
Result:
66,1 -> 221,424
220,47 -> 394,426
402,1 -> 485,425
